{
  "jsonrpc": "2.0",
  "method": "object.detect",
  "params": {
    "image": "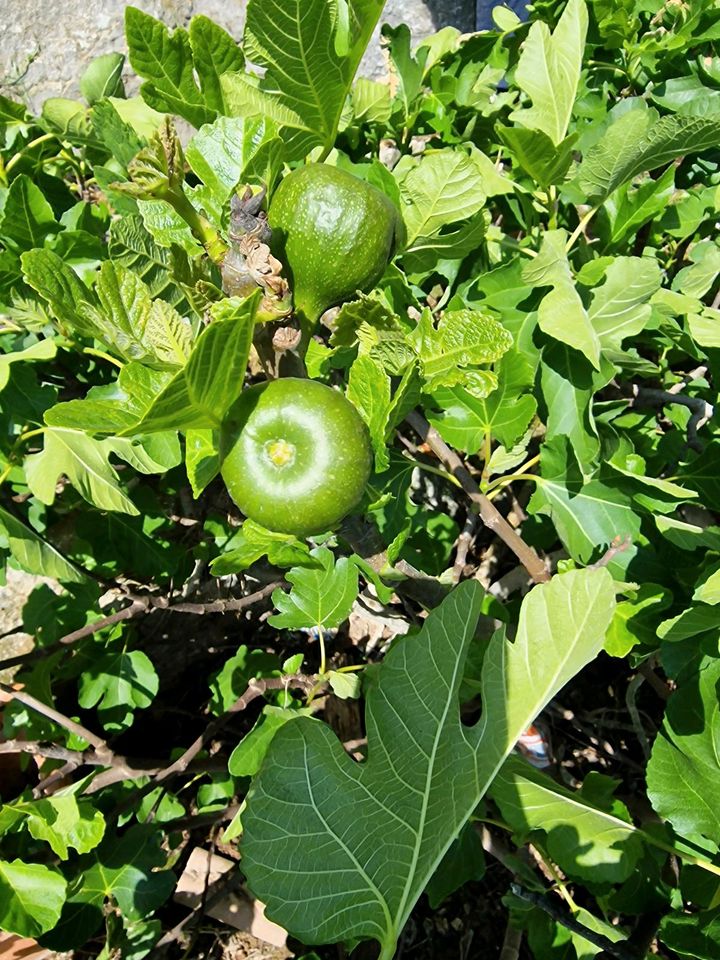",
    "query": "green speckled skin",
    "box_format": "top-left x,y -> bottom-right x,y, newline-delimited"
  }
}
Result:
268,164 -> 399,327
221,378 -> 372,537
